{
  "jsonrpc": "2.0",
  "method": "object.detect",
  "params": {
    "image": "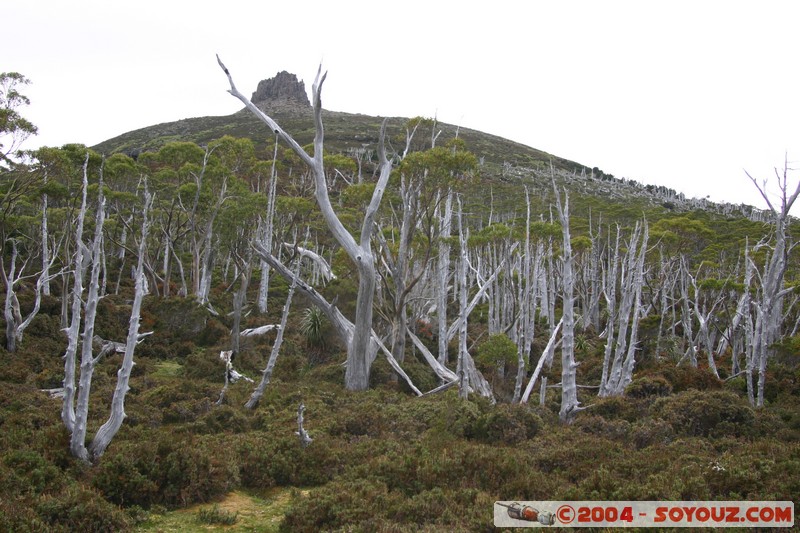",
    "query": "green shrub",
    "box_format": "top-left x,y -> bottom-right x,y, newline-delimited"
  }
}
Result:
574,415 -> 631,441
475,333 -> 519,374
194,404 -> 251,434
93,433 -> 239,508
626,375 -> 672,398
280,479 -> 405,532
660,364 -> 723,392
35,484 -> 131,532
197,318 -> 227,347
630,418 -> 674,449
467,403 -> 541,444
236,433 -> 335,489
182,350 -> 221,381
2,449 -> 66,496
589,395 -> 642,422
651,389 -> 755,438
